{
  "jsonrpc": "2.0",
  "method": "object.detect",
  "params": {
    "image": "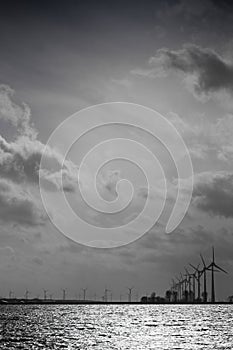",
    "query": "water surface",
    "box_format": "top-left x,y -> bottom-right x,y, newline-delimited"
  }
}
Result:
0,304 -> 232,349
